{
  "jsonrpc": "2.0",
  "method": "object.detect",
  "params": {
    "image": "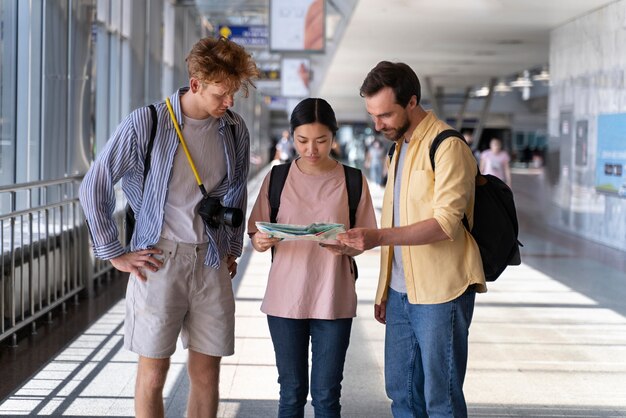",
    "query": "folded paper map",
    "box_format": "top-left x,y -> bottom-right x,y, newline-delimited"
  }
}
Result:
255,222 -> 346,241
